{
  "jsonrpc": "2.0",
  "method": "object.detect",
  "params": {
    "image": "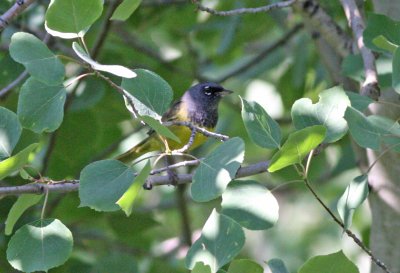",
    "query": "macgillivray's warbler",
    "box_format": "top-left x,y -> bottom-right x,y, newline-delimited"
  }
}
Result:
116,82 -> 233,163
